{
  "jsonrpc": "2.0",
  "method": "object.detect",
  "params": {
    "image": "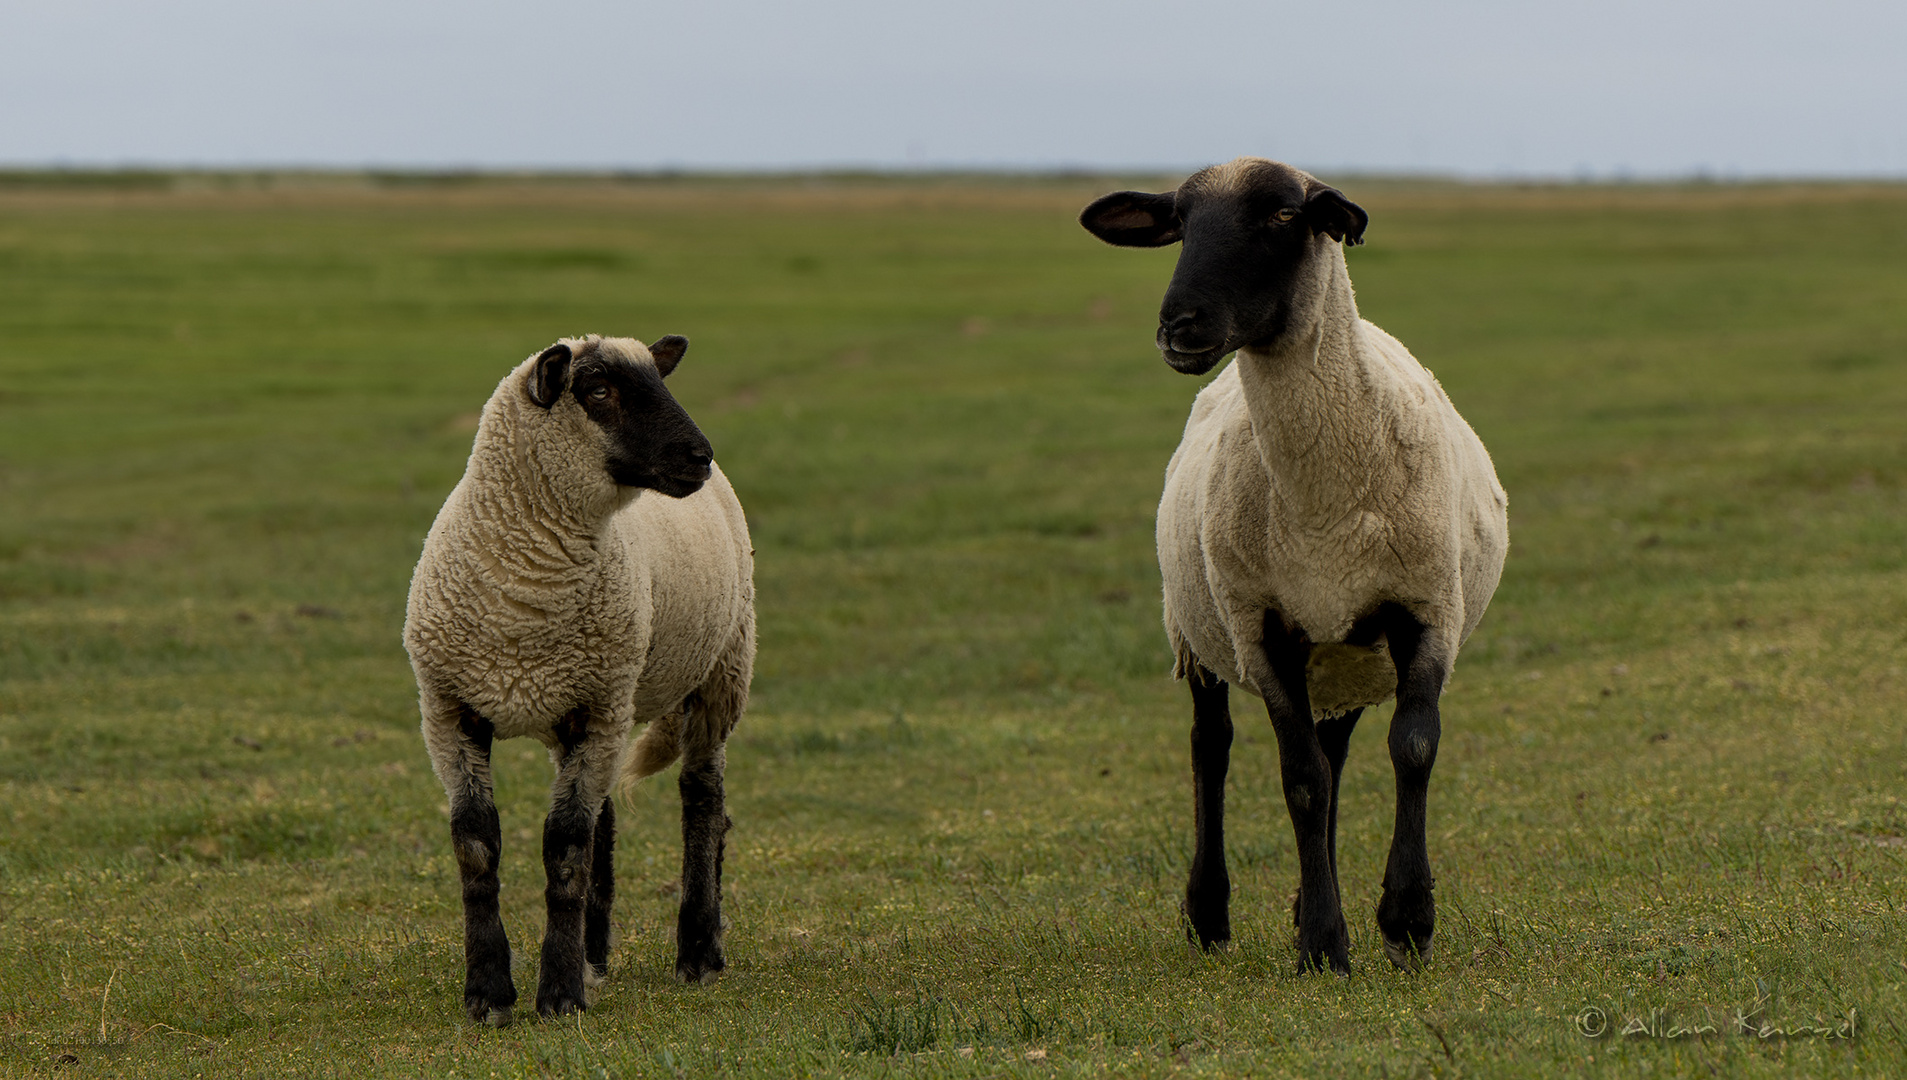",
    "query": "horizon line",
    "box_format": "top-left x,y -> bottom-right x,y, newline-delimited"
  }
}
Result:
5,163 -> 1907,188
